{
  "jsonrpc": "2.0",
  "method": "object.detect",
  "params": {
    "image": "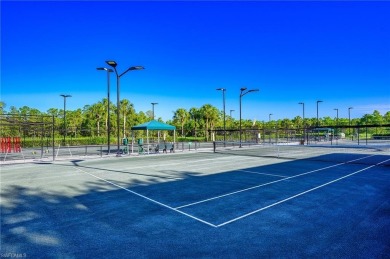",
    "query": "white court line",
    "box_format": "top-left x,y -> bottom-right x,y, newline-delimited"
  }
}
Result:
175,155 -> 375,209
237,169 -> 287,178
74,167 -> 218,228
86,155 -> 236,172
82,155 -> 263,179
92,153 -> 255,174
217,157 -> 390,227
